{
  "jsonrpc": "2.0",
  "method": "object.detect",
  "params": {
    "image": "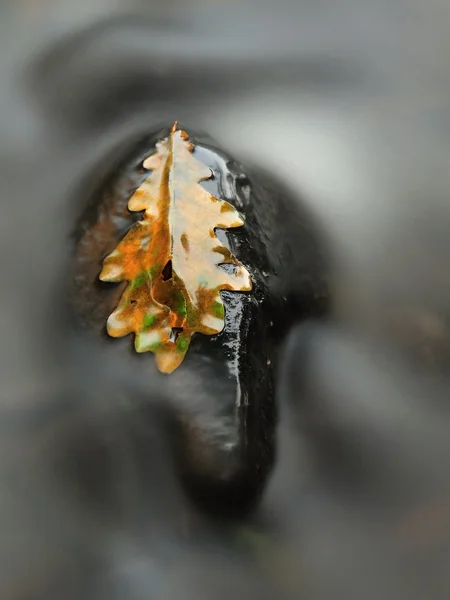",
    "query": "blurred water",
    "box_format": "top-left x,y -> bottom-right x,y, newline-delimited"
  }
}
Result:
1,0 -> 450,598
